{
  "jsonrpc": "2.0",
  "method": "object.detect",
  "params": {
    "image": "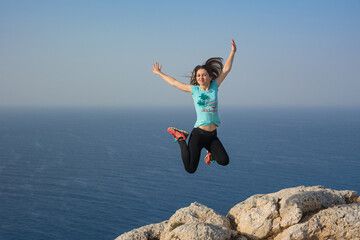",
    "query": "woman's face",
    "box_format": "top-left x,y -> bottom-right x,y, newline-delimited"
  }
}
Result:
196,68 -> 212,86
